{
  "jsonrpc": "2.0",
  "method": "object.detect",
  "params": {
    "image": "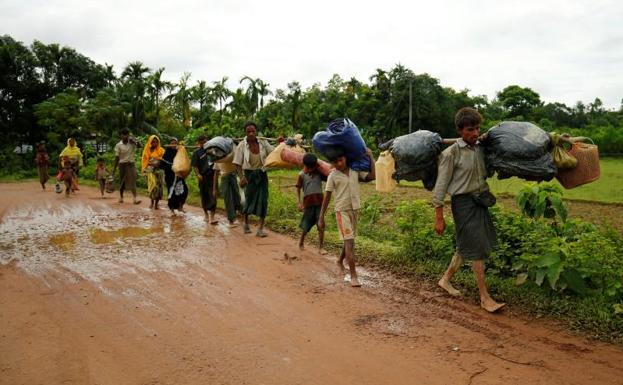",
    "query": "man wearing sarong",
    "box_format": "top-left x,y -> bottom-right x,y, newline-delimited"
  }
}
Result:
433,107 -> 505,313
112,128 -> 141,205
233,122 -> 274,237
192,135 -> 218,224
214,156 -> 241,228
